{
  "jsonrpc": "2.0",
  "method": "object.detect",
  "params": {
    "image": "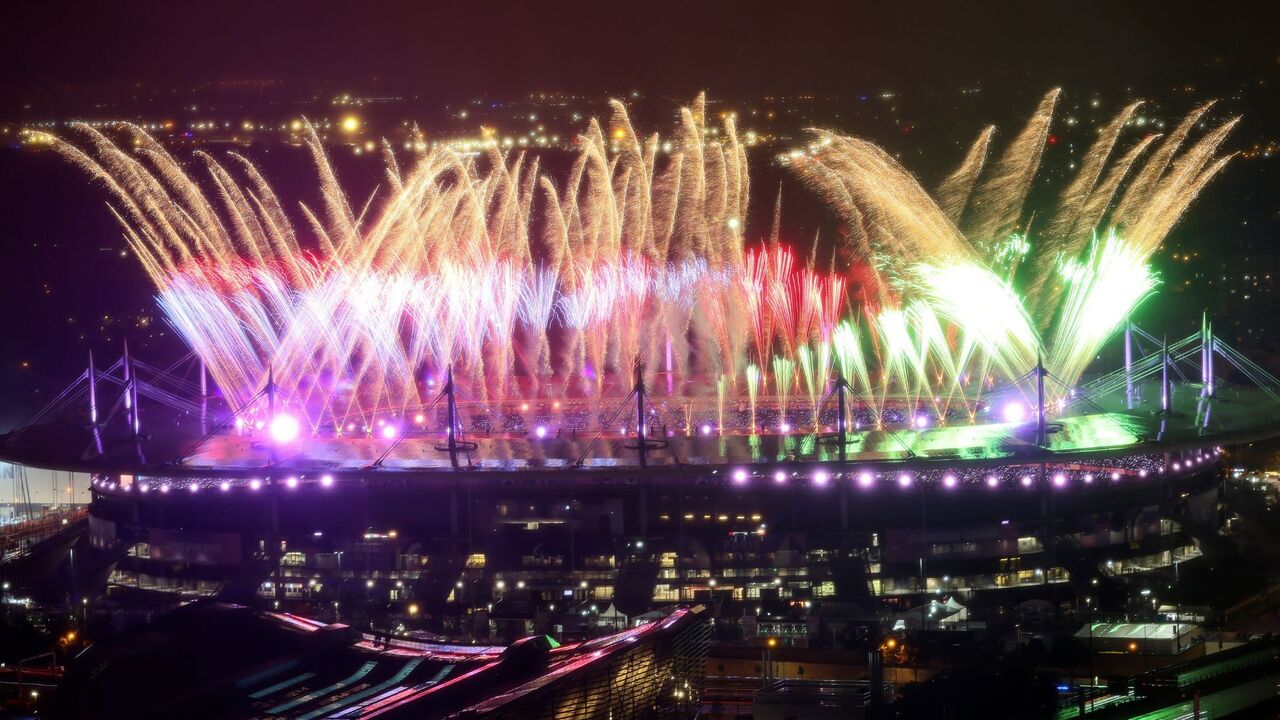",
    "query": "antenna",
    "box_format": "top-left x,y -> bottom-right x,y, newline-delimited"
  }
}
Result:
87,350 -> 98,428
635,358 -> 648,468
835,375 -> 850,463
1036,355 -> 1047,446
